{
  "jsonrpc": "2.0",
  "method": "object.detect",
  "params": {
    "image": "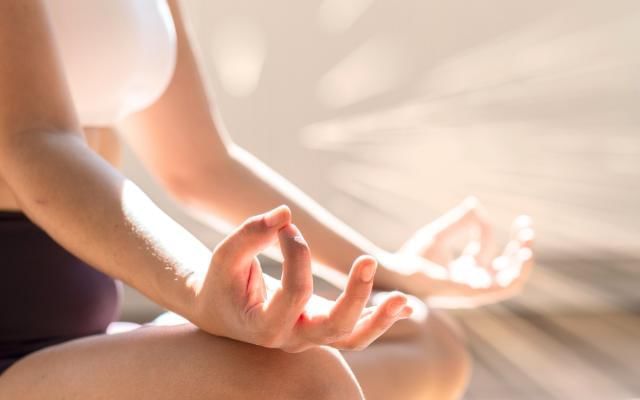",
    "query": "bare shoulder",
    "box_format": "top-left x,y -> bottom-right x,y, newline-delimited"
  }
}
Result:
0,0 -> 79,149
